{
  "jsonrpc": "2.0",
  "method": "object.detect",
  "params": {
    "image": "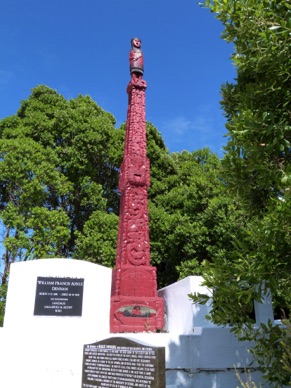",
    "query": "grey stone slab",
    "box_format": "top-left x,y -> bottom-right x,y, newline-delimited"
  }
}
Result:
82,337 -> 165,388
